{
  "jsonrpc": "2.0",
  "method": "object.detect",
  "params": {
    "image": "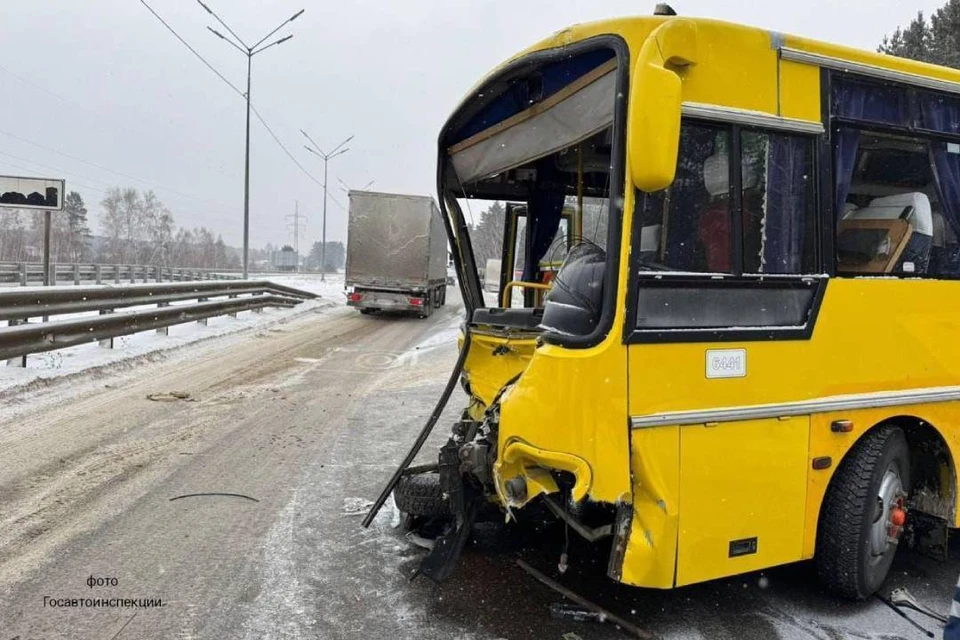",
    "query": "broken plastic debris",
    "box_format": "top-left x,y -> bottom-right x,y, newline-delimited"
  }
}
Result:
342,497 -> 375,516
551,602 -> 607,624
146,391 -> 193,402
